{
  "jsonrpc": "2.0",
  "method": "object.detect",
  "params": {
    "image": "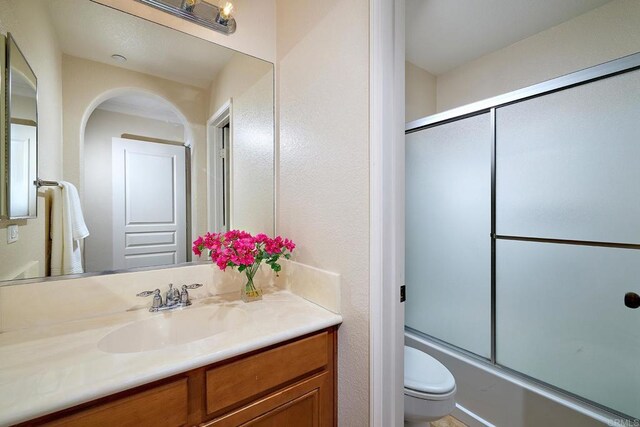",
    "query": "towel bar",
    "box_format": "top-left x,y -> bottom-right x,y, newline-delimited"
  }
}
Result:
35,179 -> 60,187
